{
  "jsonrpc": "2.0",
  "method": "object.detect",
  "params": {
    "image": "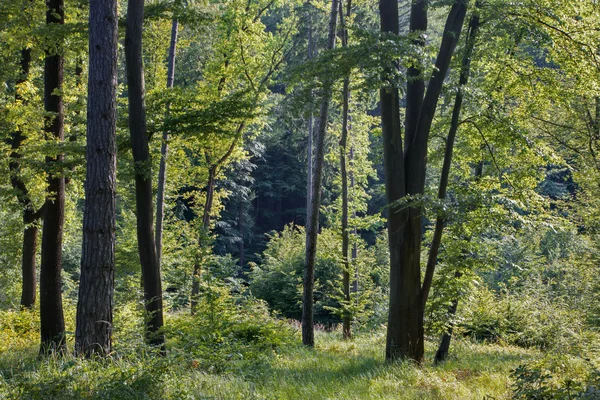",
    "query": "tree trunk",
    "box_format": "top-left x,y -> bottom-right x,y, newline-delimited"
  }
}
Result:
155,17 -> 179,267
380,0 -> 467,362
302,0 -> 339,347
434,296 -> 459,364
40,0 -> 66,355
75,0 -> 118,357
306,7 -> 315,235
421,5 -> 480,312
190,166 -> 215,314
339,0 -> 352,340
125,0 -> 165,351
8,48 -> 39,309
